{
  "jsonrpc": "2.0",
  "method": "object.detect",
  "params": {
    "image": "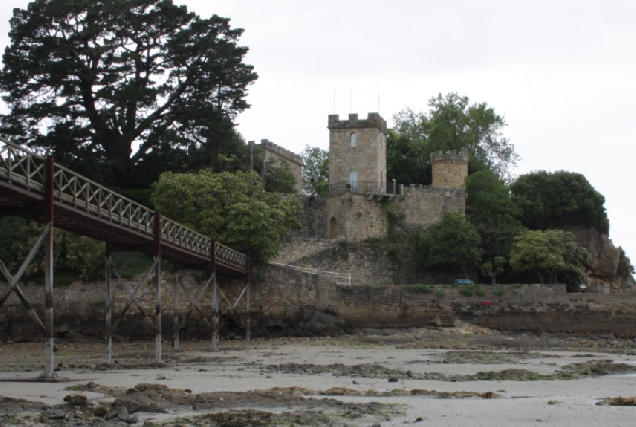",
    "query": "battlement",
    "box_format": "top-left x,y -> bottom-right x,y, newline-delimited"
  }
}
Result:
327,113 -> 387,134
430,149 -> 469,164
255,139 -> 304,166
